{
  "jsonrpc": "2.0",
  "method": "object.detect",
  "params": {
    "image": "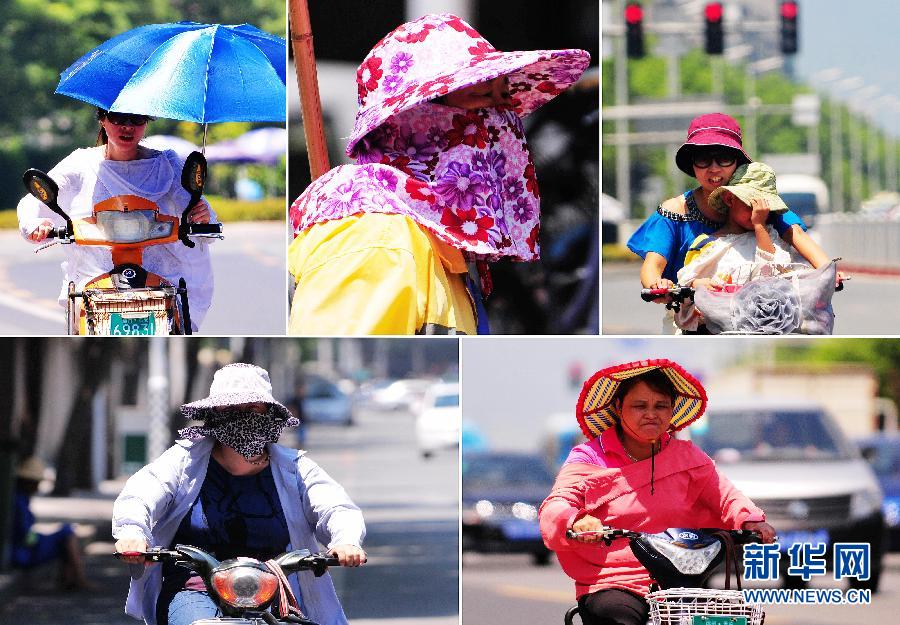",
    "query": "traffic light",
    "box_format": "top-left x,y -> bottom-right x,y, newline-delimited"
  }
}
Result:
780,1 -> 799,54
704,3 -> 724,55
624,2 -> 644,59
